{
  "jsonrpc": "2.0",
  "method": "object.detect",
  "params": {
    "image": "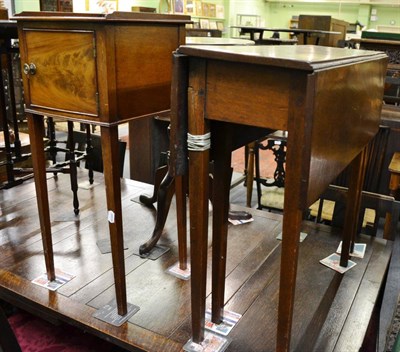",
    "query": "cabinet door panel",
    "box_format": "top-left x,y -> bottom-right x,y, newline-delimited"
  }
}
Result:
23,29 -> 98,117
